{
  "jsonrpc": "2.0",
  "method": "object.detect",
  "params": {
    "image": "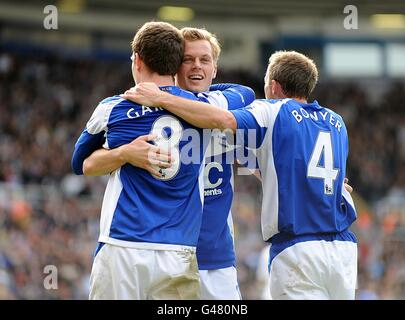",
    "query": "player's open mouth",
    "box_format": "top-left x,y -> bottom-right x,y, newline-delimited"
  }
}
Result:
188,75 -> 204,80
